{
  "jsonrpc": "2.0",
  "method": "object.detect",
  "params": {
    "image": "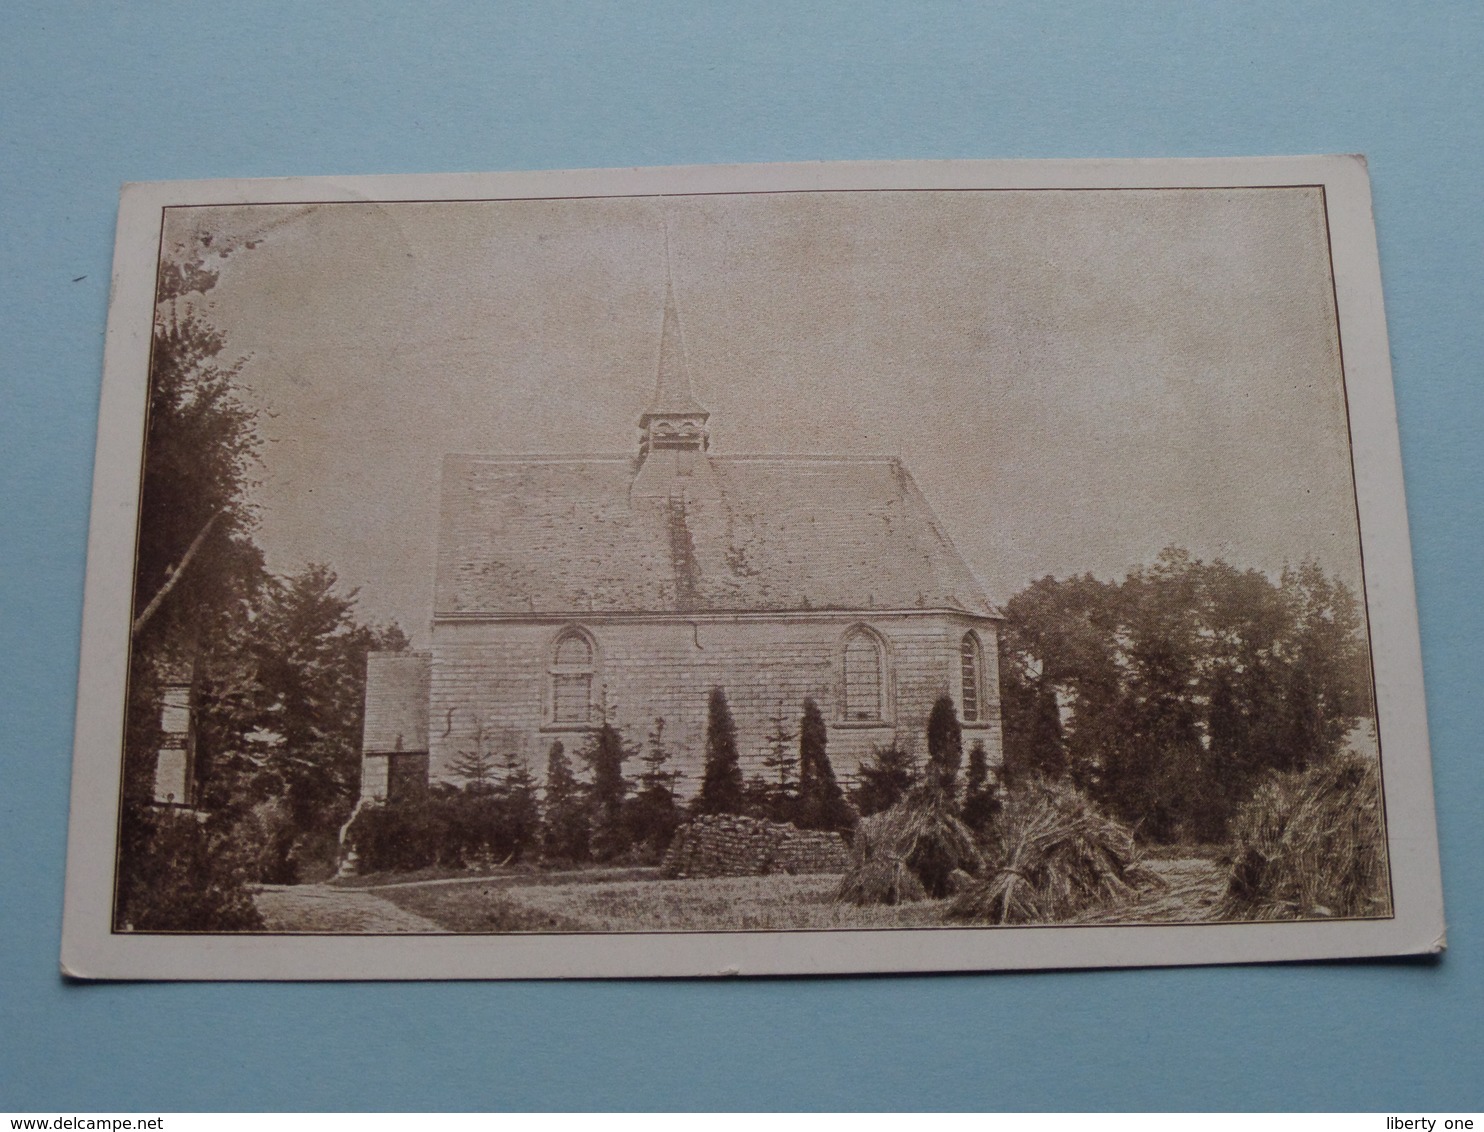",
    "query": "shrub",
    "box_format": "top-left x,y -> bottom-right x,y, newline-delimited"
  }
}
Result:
624,787 -> 683,861
1219,754 -> 1391,920
947,776 -> 1156,925
229,797 -> 300,885
115,805 -> 264,932
849,745 -> 919,817
344,788 -> 540,873
835,783 -> 982,903
344,796 -> 449,873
